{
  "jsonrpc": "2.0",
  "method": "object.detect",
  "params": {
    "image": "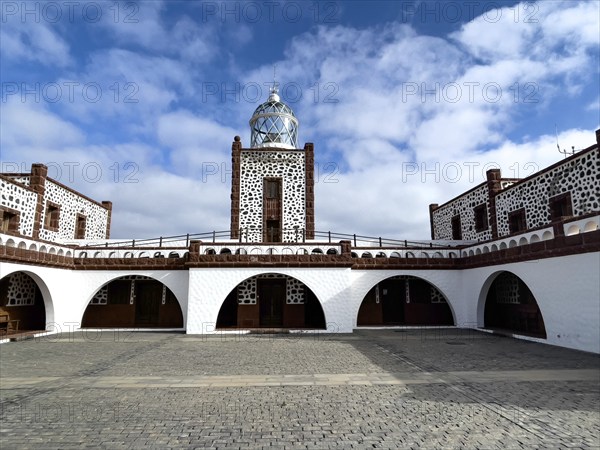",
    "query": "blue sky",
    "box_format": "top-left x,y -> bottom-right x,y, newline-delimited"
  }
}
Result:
1,0 -> 599,239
